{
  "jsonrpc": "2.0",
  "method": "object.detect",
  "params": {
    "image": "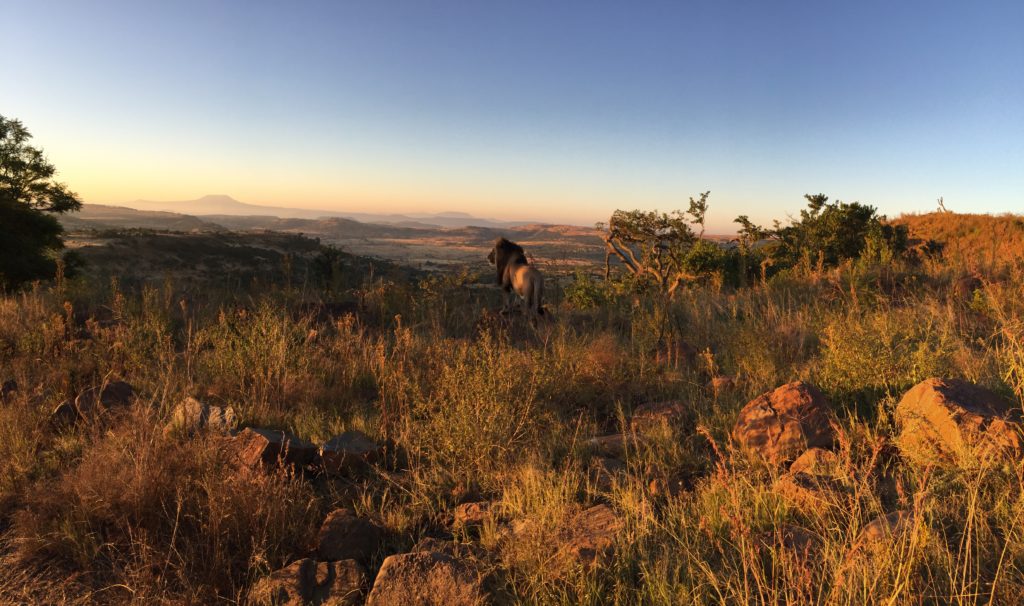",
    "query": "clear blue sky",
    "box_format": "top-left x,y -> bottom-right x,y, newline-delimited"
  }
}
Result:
3,0 -> 1022,229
